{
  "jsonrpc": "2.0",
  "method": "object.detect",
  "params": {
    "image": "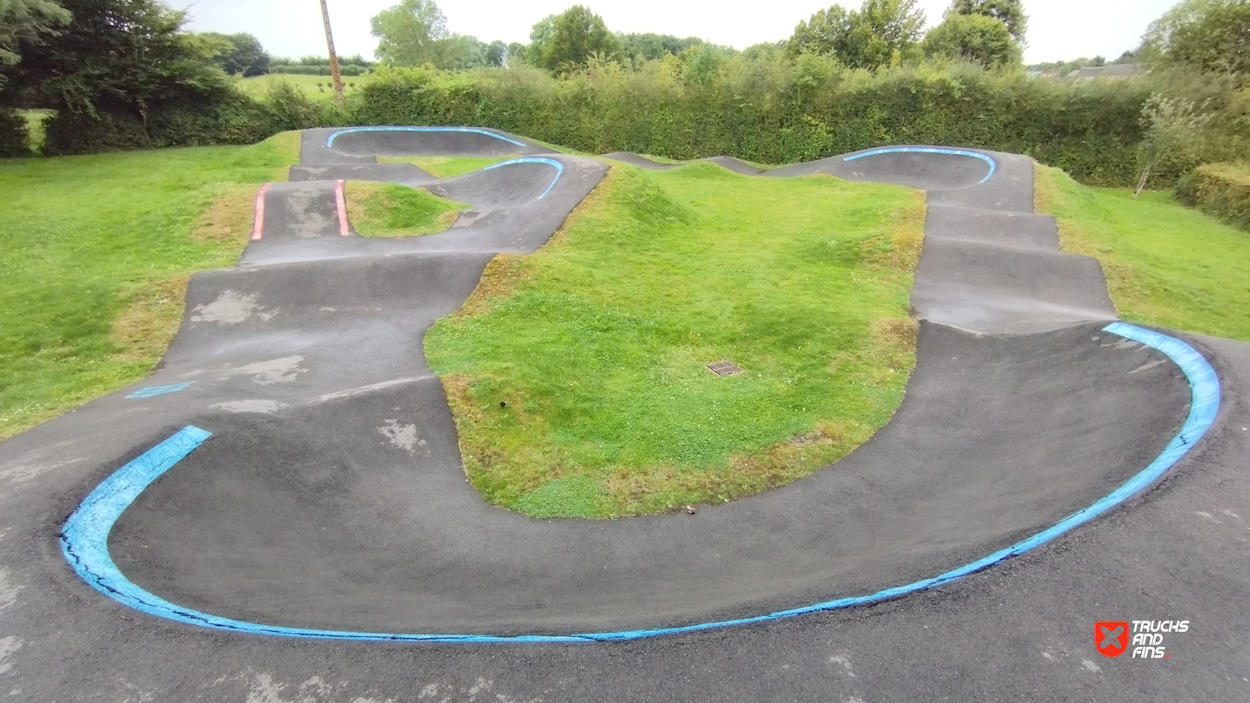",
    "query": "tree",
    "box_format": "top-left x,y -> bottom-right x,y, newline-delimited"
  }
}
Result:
947,0 -> 1027,45
370,0 -> 448,67
924,13 -> 1020,66
0,0 -> 70,87
1142,0 -> 1250,80
201,32 -> 270,77
7,0 -> 228,117
428,34 -> 486,70
619,33 -> 704,63
520,14 -> 559,66
788,0 -> 926,69
484,40 -> 507,67
789,5 -> 852,57
1134,92 -> 1214,196
506,41 -> 525,65
539,5 -> 621,74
